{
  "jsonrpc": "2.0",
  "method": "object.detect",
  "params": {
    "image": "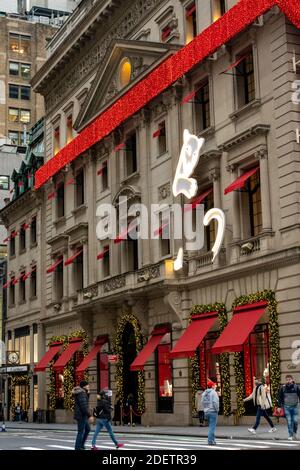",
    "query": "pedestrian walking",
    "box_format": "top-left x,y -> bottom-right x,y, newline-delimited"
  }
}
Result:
72,380 -> 94,450
15,403 -> 22,422
195,388 -> 205,426
91,390 -> 124,450
201,380 -> 219,445
244,378 -> 276,435
277,374 -> 300,440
